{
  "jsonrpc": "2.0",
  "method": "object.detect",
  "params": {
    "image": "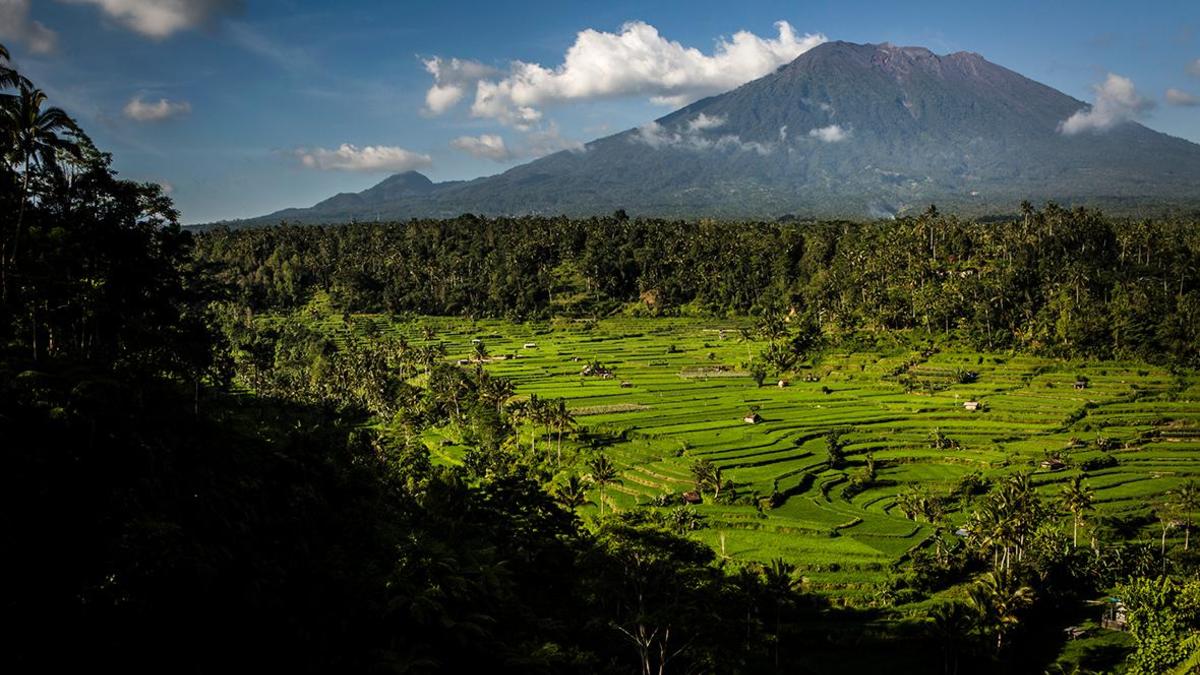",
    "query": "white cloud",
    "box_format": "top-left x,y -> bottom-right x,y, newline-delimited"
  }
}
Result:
522,122 -> 585,157
632,121 -> 678,149
632,120 -> 771,155
686,112 -> 725,132
778,125 -> 788,143
1190,58 -> 1200,77
450,123 -> 584,162
0,0 -> 58,54
1059,73 -> 1153,135
123,95 -> 191,121
422,57 -> 501,115
63,0 -> 241,39
294,144 -> 433,173
808,124 -> 848,142
1166,88 -> 1199,106
425,20 -> 825,125
450,133 -> 513,161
